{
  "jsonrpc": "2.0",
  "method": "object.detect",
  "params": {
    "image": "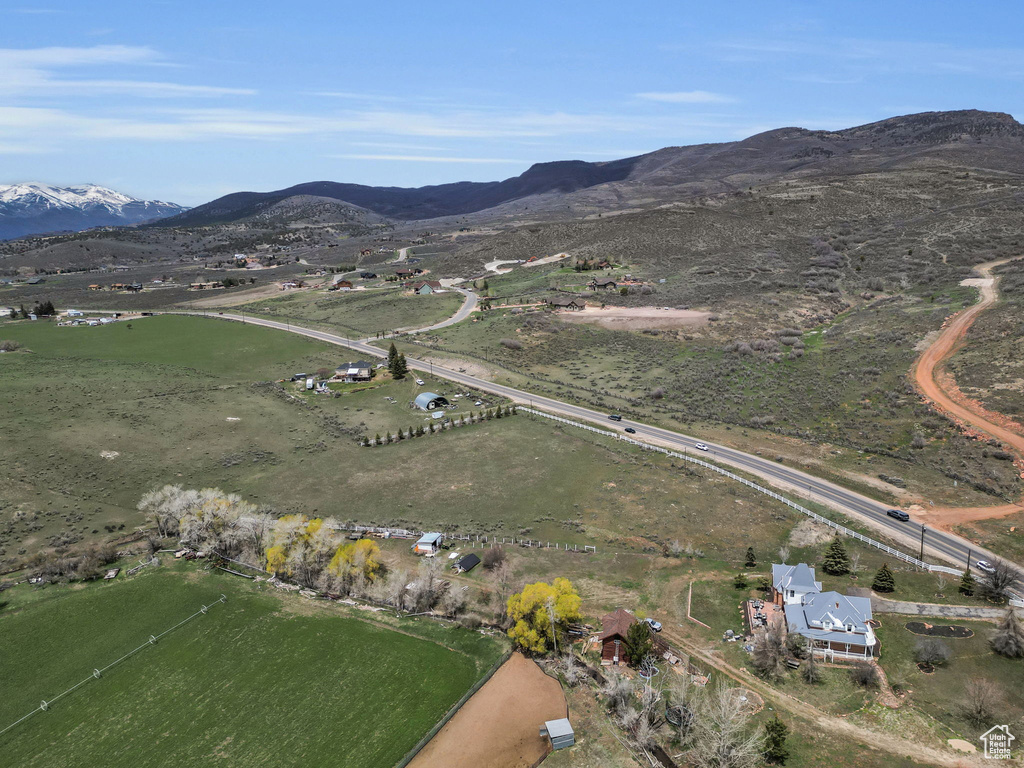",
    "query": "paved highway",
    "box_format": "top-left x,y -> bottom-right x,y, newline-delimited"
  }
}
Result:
191,310 -> 1014,573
